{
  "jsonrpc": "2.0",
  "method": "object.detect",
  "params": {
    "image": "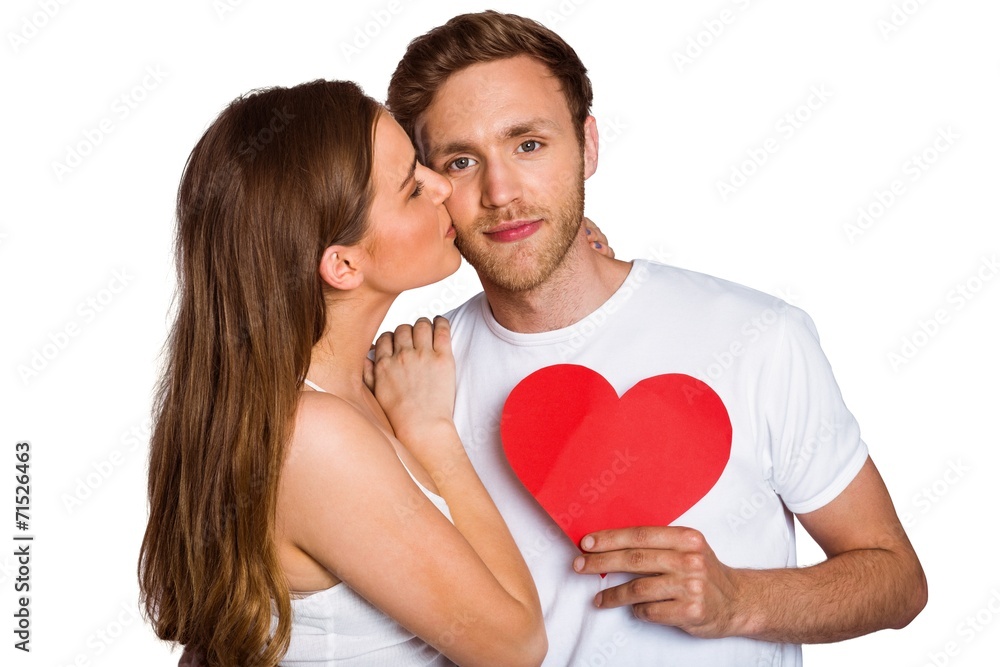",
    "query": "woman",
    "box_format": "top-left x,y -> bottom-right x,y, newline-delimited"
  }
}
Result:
138,80 -> 560,666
